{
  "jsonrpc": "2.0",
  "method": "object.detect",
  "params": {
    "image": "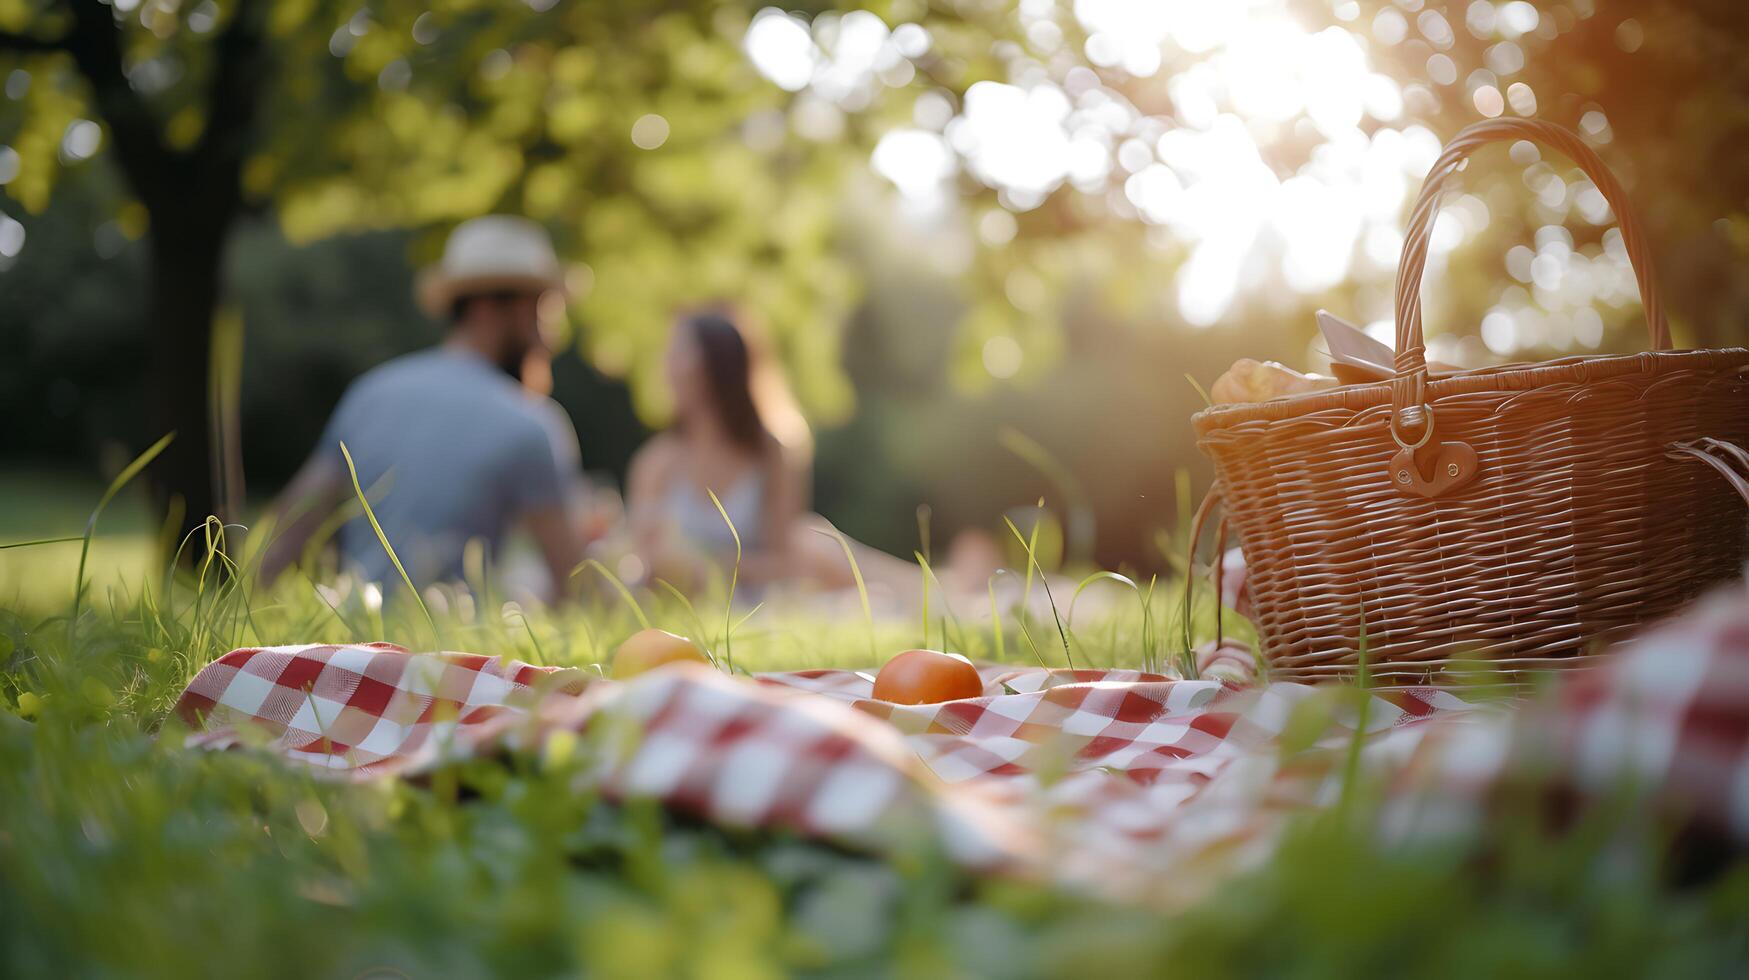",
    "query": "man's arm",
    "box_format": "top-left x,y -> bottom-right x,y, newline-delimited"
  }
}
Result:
523,503 -> 584,603
516,407 -> 588,602
256,452 -> 348,587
